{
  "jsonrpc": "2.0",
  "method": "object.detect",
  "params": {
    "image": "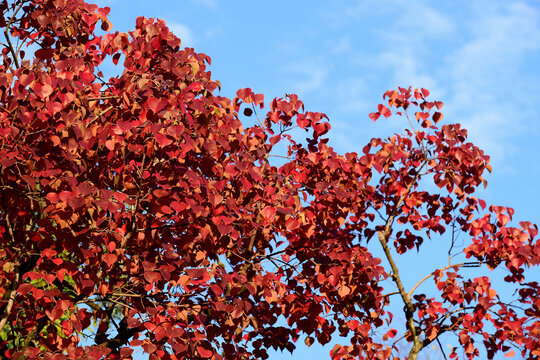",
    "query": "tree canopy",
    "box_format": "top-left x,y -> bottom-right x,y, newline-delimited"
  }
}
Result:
0,1 -> 538,359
